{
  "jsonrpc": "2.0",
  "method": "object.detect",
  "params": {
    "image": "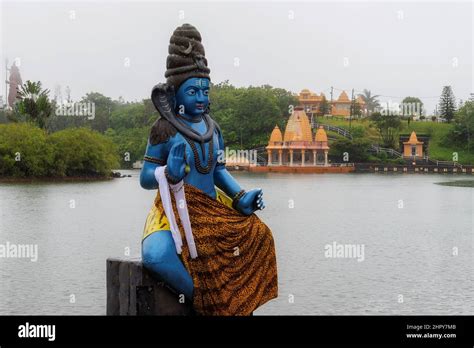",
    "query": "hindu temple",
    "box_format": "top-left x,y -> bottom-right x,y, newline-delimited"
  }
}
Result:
298,89 -> 367,117
254,107 -> 354,173
403,131 -> 424,158
266,108 -> 330,167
